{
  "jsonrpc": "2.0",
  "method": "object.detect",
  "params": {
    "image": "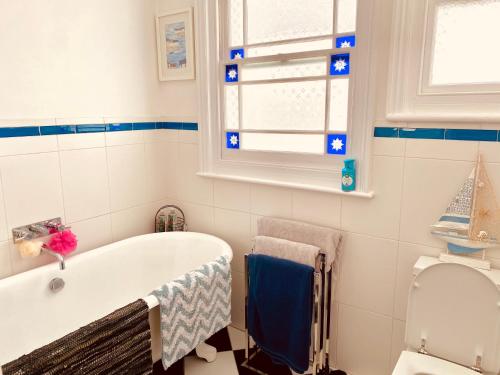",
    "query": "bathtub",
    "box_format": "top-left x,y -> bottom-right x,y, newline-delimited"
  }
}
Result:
0,231 -> 232,368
